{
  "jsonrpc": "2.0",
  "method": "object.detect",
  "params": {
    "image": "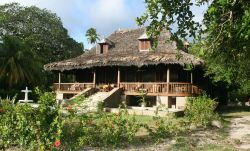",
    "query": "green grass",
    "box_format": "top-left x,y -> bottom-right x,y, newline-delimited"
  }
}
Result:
219,106 -> 250,117
64,107 -> 250,150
